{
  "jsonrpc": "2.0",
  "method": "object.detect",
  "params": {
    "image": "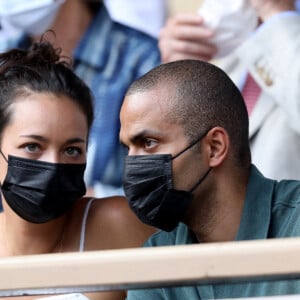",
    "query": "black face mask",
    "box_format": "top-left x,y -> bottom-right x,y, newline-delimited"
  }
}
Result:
0,154 -> 86,223
123,131 -> 212,232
